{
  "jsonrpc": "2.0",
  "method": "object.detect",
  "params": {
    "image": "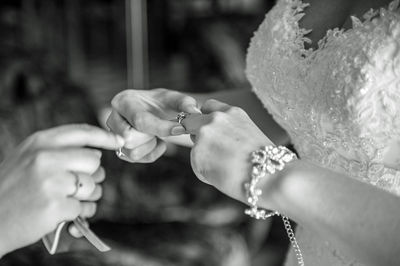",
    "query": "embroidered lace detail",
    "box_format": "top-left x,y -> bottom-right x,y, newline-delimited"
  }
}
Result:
246,0 -> 400,265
